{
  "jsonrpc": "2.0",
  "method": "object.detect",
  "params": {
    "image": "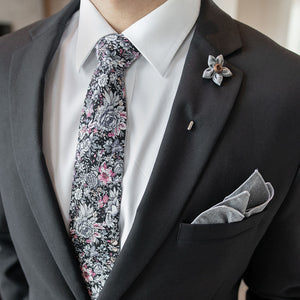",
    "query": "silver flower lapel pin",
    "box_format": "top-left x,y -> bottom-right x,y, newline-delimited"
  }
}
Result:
202,54 -> 232,86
